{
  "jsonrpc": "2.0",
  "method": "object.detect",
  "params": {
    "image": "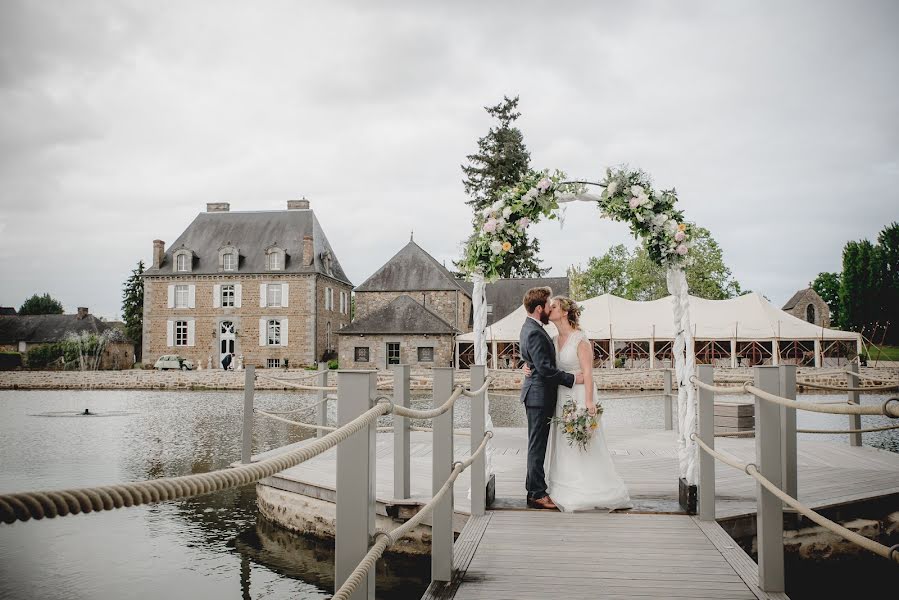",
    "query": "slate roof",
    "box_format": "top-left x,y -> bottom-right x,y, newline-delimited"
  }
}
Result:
0,307 -> 16,316
0,314 -> 125,344
143,209 -> 352,285
456,277 -> 569,326
354,241 -> 468,293
337,295 -> 458,335
782,288 -> 816,310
